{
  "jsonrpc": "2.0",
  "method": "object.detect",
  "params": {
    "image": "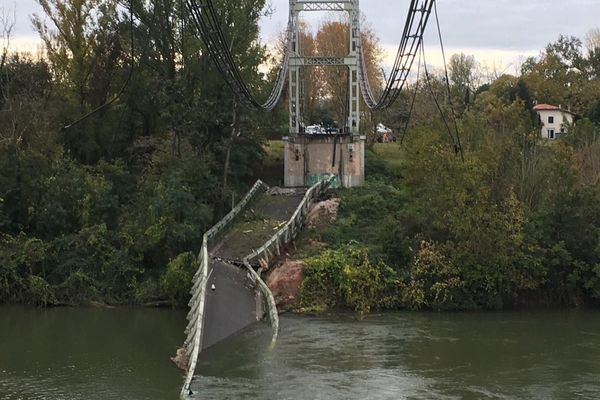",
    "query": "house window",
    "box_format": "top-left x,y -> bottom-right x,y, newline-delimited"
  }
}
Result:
548,116 -> 554,124
548,129 -> 555,139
